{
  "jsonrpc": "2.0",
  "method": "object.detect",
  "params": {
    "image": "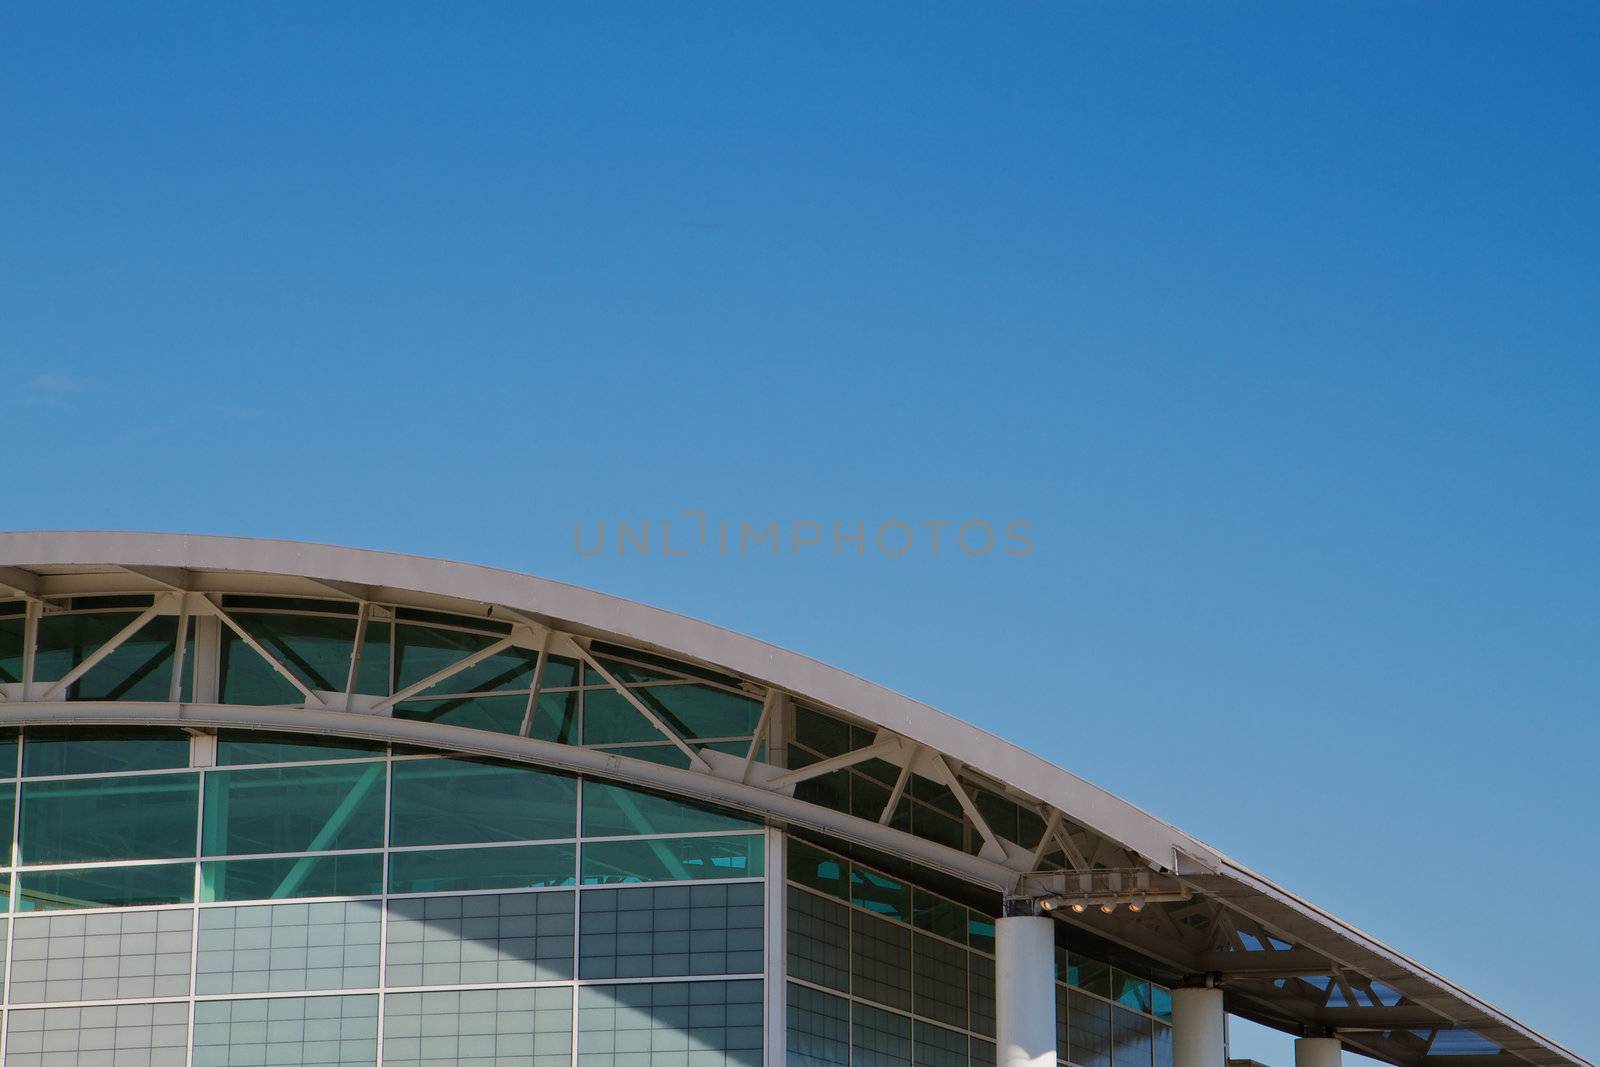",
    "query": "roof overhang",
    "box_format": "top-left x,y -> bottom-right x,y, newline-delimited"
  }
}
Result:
0,530 -> 1587,1067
